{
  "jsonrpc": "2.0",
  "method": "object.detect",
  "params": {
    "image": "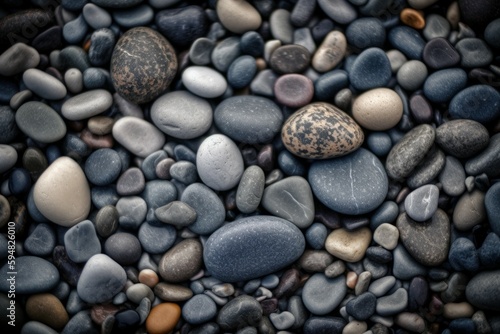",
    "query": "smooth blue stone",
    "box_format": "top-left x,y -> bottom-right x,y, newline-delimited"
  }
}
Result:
24,223 -> 56,257
62,0 -> 87,11
485,182 -> 500,237
173,144 -> 196,163
182,294 -> 217,325
89,28 -> 116,67
170,160 -> 198,185
83,68 -> 107,89
63,14 -> 89,44
84,148 -> 122,186
27,188 -> 49,223
303,316 -> 346,334
141,180 -> 177,224
388,26 -> 426,60
423,68 -> 467,103
449,85 -> 500,123
181,183 -> 225,235
141,150 -> 168,181
156,5 -> 208,47
0,256 -> 59,294
392,244 -> 427,280
305,223 -> 328,250
485,18 -> 500,49
478,232 -> 500,267
204,215 -> 305,282
63,134 -> 91,160
112,4 -> 154,28
278,150 -> 306,176
240,31 -> 264,57
91,185 -> 119,209
346,18 -> 386,50
138,222 -> 176,254
346,292 -> 376,320
314,70 -> 349,102
64,220 -> 101,263
448,318 -> 476,334
227,55 -> 257,90
59,46 -> 91,72
0,78 -> 19,104
349,47 -> 391,91
8,168 -> 31,195
449,237 -> 480,272
367,132 -> 392,157
311,19 -> 335,43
